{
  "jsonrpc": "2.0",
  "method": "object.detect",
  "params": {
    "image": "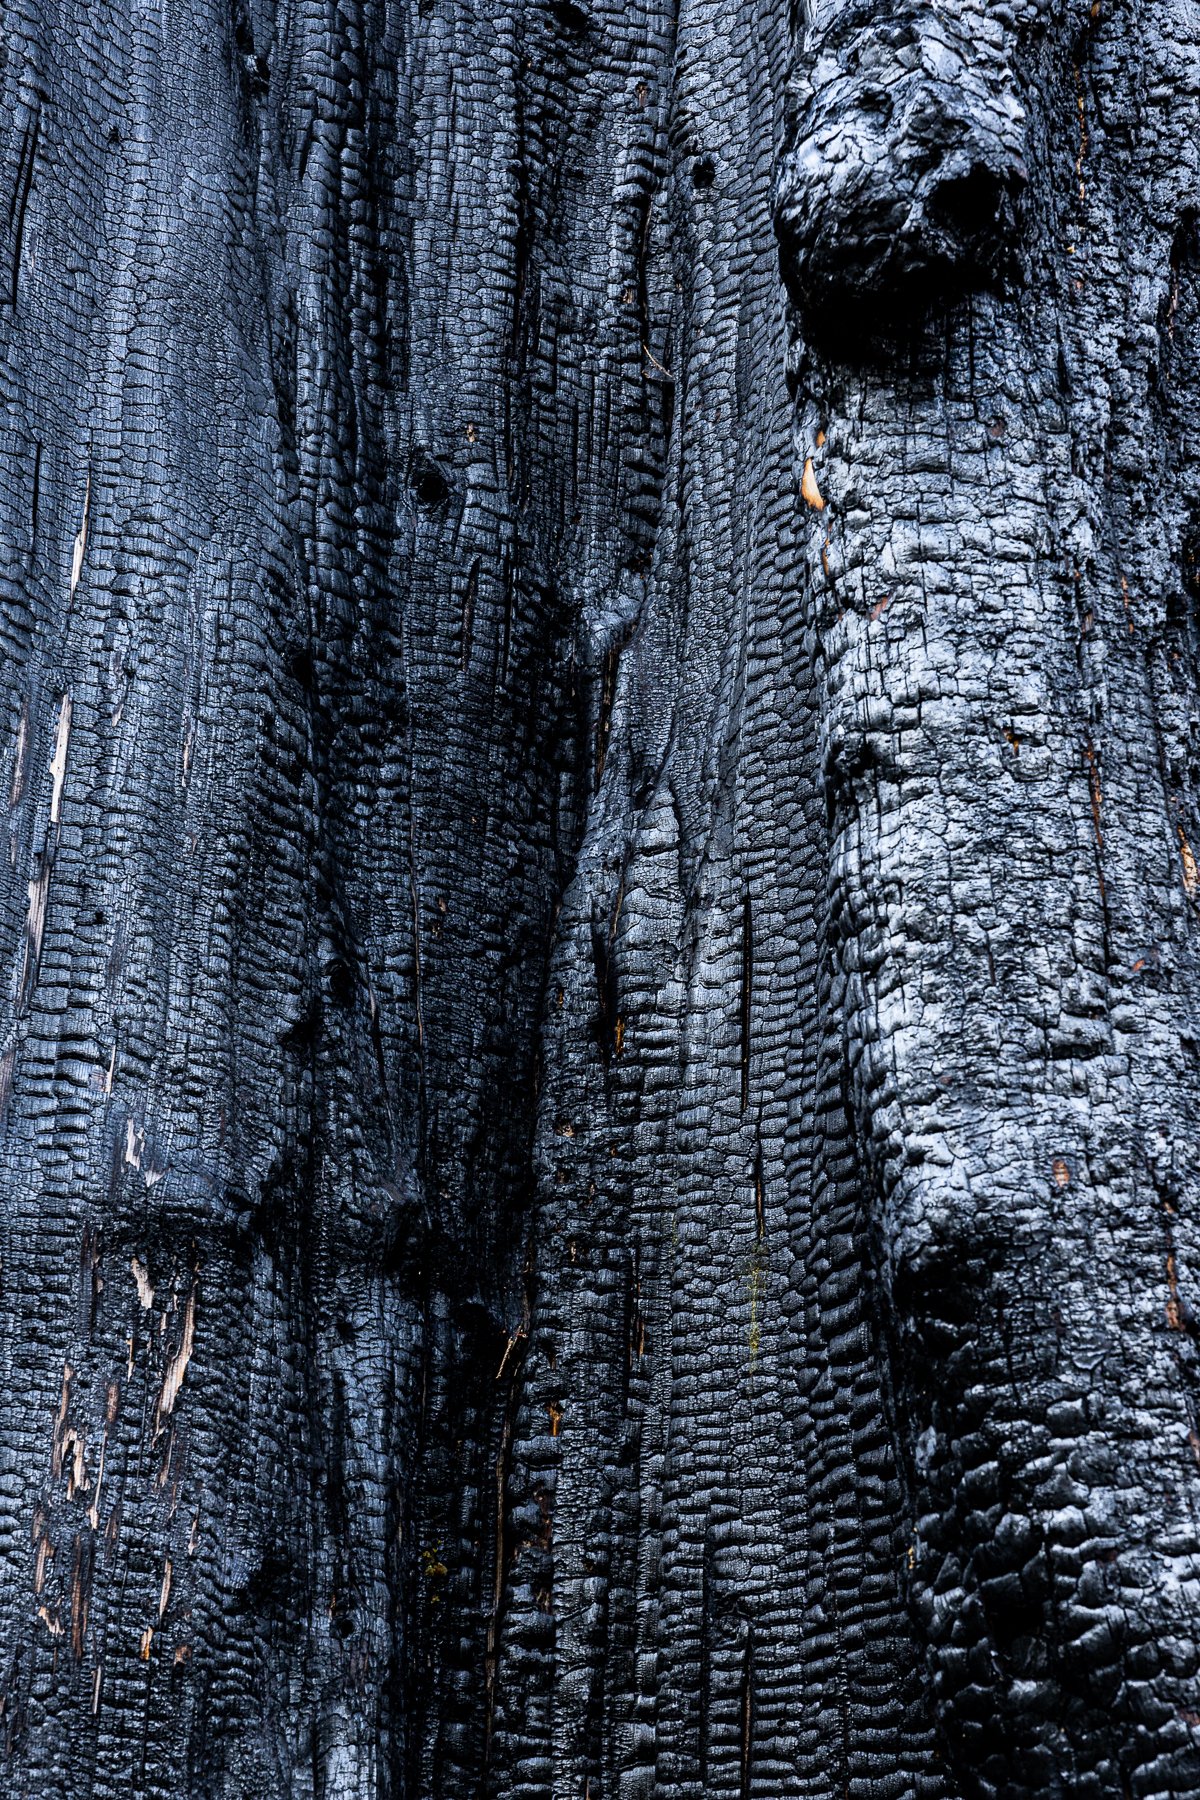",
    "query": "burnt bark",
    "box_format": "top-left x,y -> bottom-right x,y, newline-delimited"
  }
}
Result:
1,0 -> 1199,1796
